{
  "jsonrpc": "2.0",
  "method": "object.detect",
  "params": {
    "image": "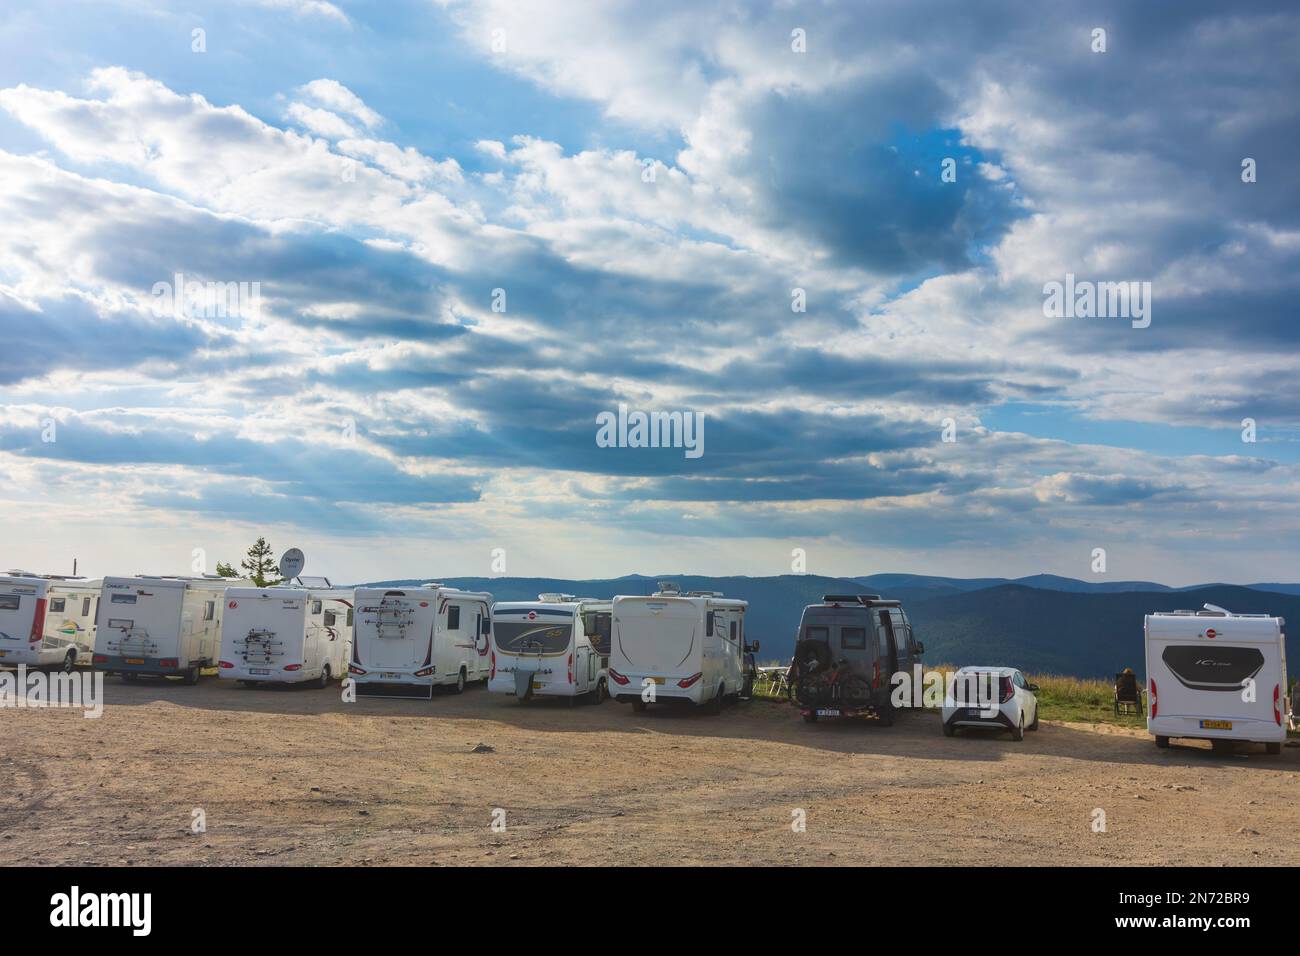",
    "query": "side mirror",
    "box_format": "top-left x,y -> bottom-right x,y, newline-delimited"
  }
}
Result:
913,642 -> 925,655
1028,683 -> 1039,693
746,640 -> 760,653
